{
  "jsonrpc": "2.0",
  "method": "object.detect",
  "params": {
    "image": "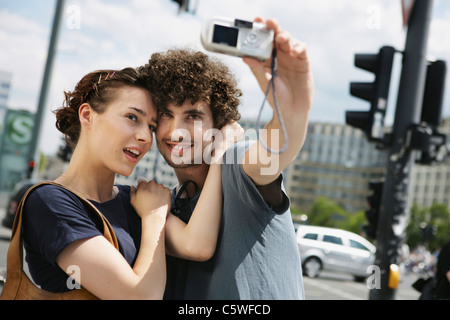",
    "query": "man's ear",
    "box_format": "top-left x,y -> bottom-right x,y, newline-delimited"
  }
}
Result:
79,103 -> 93,127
